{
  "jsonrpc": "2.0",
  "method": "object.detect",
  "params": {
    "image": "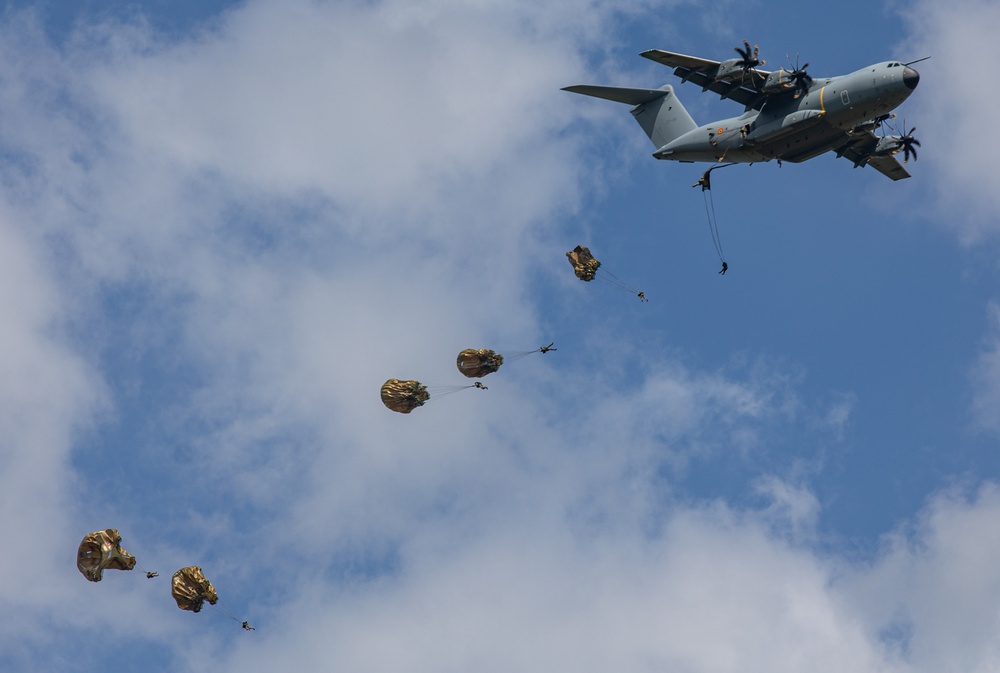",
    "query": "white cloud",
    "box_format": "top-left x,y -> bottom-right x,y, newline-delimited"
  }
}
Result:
199,499 -> 899,673
0,2 -> 997,672
754,475 -> 820,540
178,481 -> 1000,673
844,483 -> 1000,673
0,205 -> 109,638
903,0 -> 1000,242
